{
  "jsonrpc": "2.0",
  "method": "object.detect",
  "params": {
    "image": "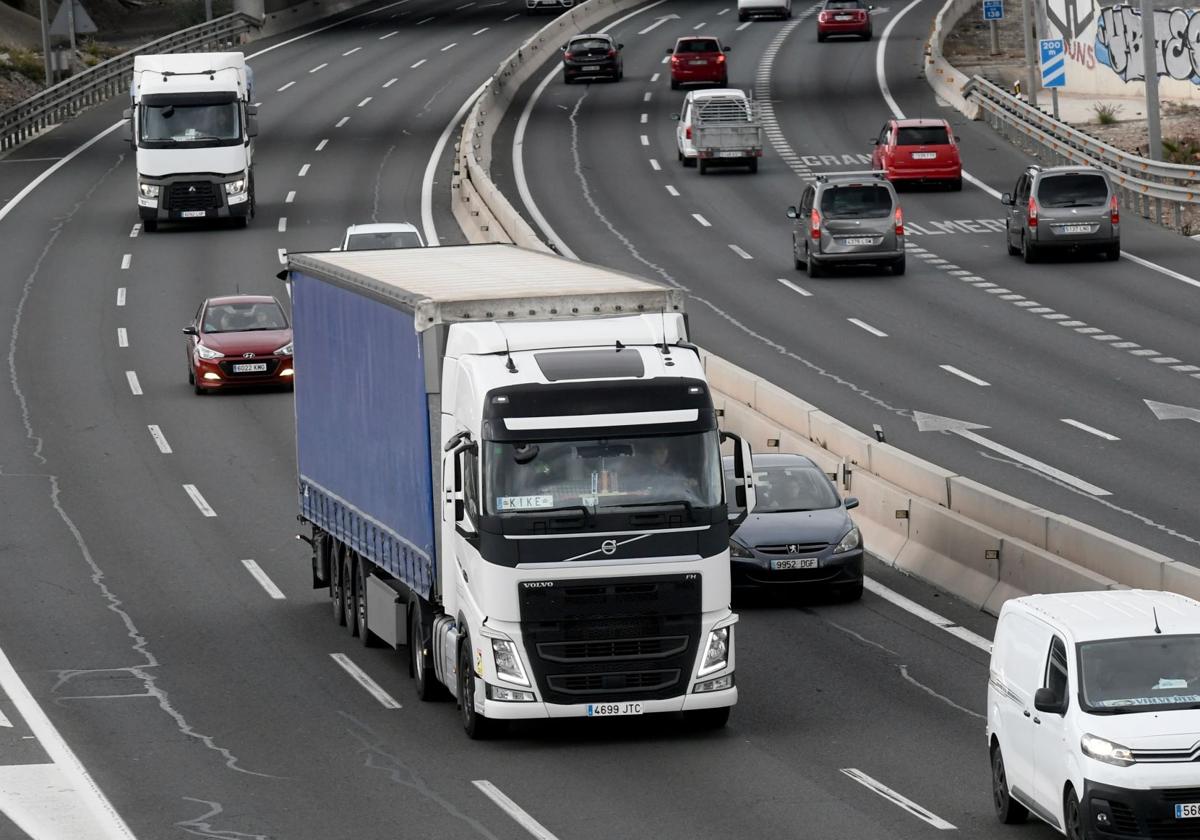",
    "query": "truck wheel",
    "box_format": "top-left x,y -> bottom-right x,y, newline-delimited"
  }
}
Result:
747,158 -> 758,174
142,219 -> 158,233
410,606 -> 444,700
355,555 -> 377,647
331,546 -> 347,626
233,214 -> 249,229
670,79 -> 680,90
343,551 -> 358,637
698,159 -> 708,175
684,706 -> 730,730
459,637 -> 500,739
